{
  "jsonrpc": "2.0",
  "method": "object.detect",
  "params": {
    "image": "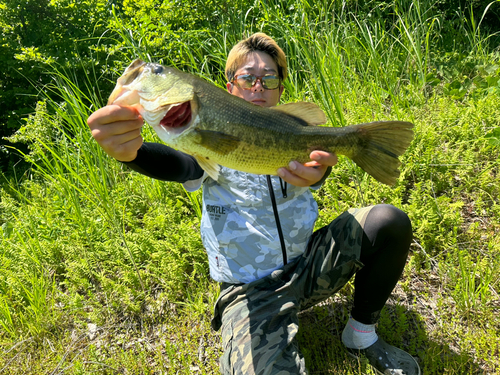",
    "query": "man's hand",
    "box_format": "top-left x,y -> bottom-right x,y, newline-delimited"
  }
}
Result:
87,105 -> 144,162
277,151 -> 337,187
